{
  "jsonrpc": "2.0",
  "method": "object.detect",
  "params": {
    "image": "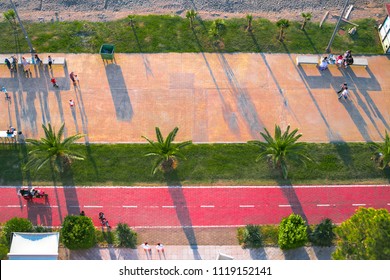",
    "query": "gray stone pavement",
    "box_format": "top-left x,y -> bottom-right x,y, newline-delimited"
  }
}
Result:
61,246 -> 335,260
